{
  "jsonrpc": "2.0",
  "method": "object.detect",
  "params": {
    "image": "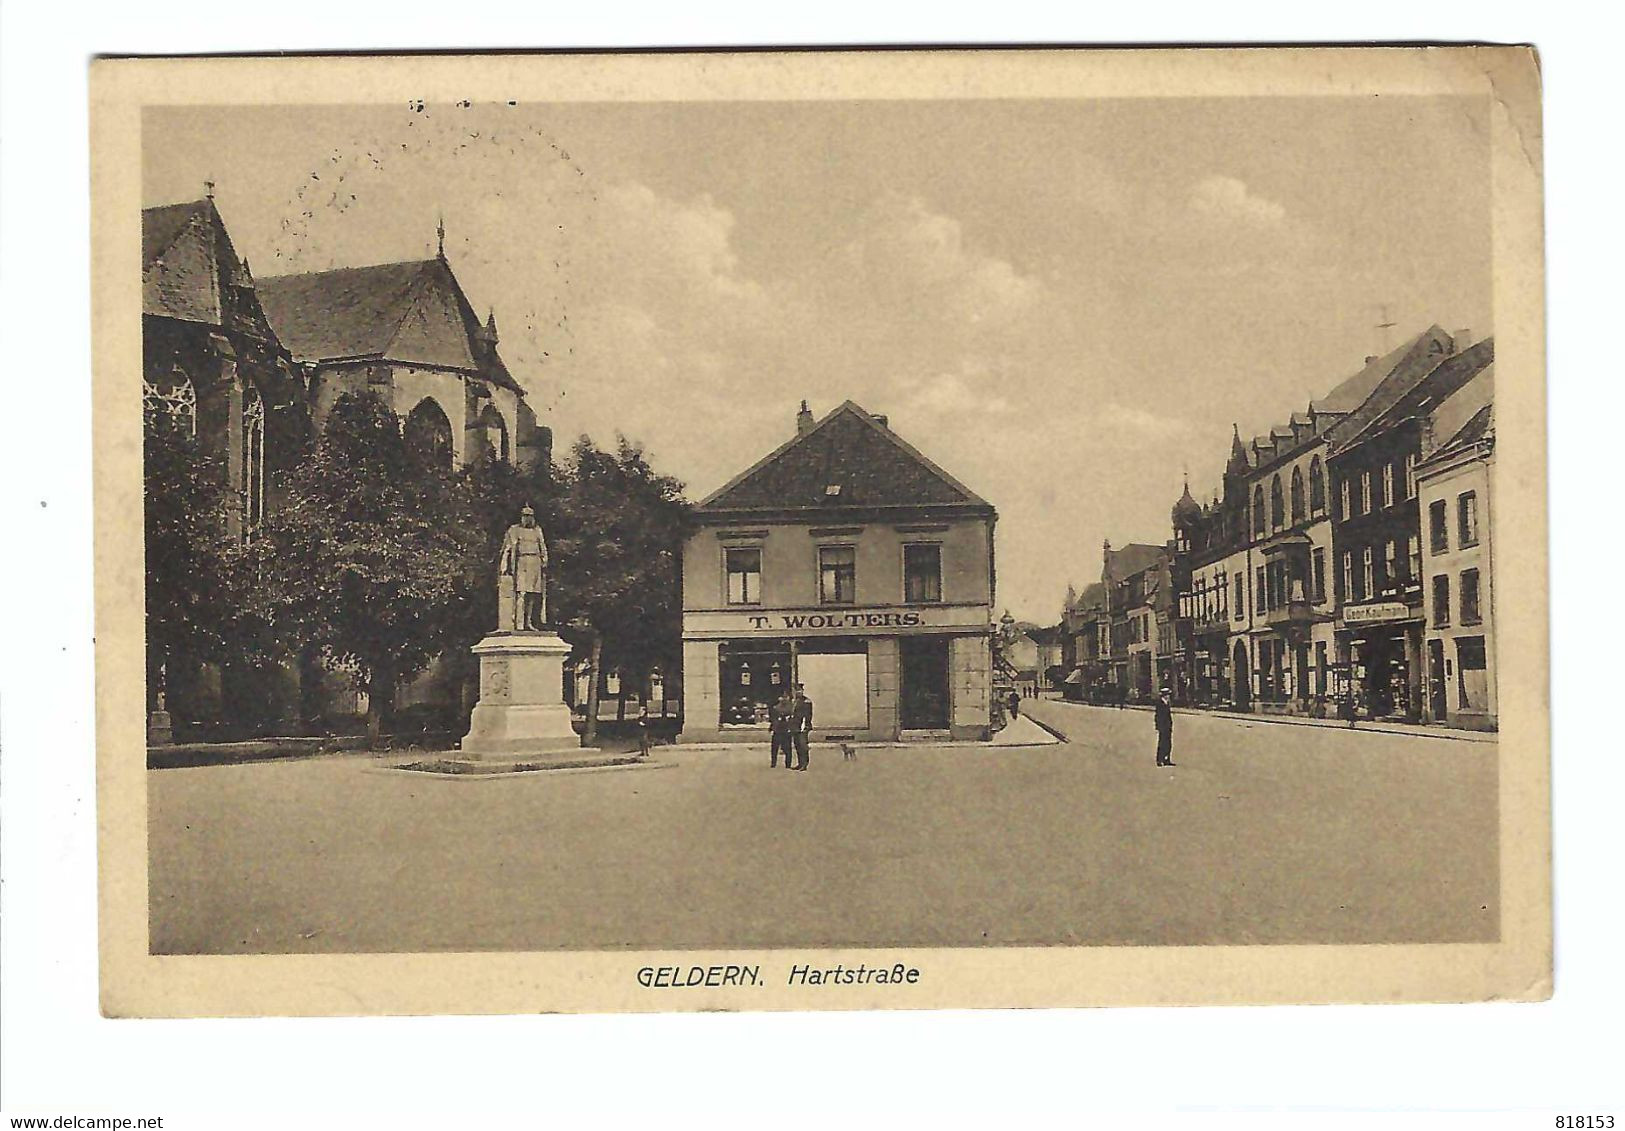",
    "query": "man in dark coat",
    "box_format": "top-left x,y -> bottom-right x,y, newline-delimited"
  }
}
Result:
768,688 -> 796,769
1154,686 -> 1175,767
791,684 -> 814,771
